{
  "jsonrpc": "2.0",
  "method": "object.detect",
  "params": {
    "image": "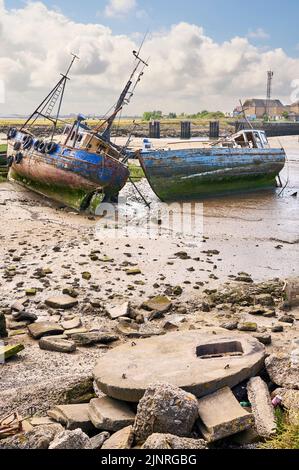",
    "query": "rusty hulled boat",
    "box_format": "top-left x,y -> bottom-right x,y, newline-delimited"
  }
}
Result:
138,129 -> 286,201
7,51 -> 148,211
